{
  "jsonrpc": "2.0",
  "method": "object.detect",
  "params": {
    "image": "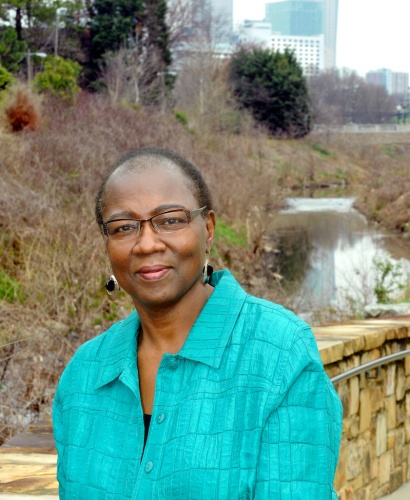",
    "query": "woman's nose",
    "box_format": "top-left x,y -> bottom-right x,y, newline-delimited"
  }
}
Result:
132,221 -> 166,253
